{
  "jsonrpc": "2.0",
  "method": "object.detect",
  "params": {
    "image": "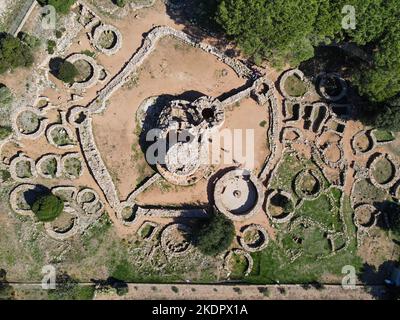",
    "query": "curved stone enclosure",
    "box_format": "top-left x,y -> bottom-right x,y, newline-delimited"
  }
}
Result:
91,24 -> 122,55
214,169 -> 264,221
265,190 -> 296,224
12,107 -> 48,140
239,224 -> 269,252
317,73 -> 348,102
223,249 -> 253,277
66,53 -> 101,90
